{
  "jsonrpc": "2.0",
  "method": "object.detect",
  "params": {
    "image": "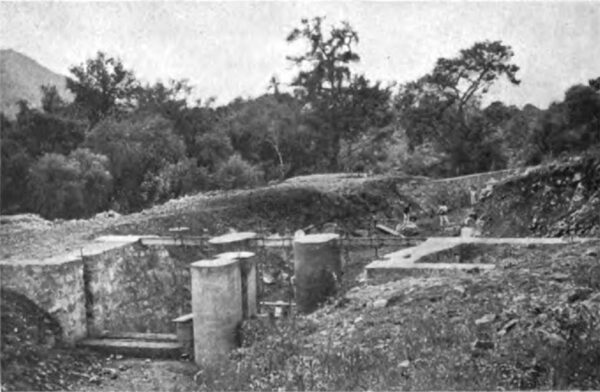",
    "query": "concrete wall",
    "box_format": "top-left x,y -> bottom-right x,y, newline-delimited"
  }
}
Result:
1,235 -> 294,341
0,258 -> 87,345
84,242 -> 194,335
